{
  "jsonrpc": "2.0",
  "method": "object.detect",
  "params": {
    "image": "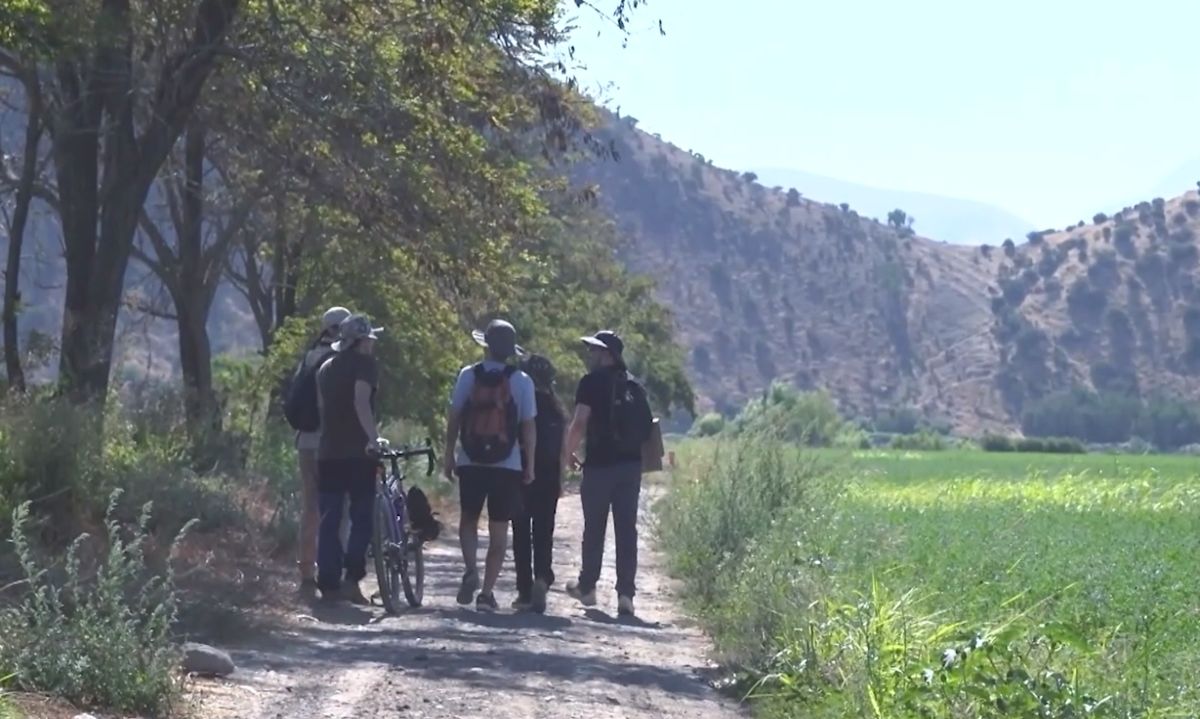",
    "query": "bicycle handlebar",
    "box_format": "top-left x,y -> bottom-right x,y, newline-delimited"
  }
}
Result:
372,440 -> 437,477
